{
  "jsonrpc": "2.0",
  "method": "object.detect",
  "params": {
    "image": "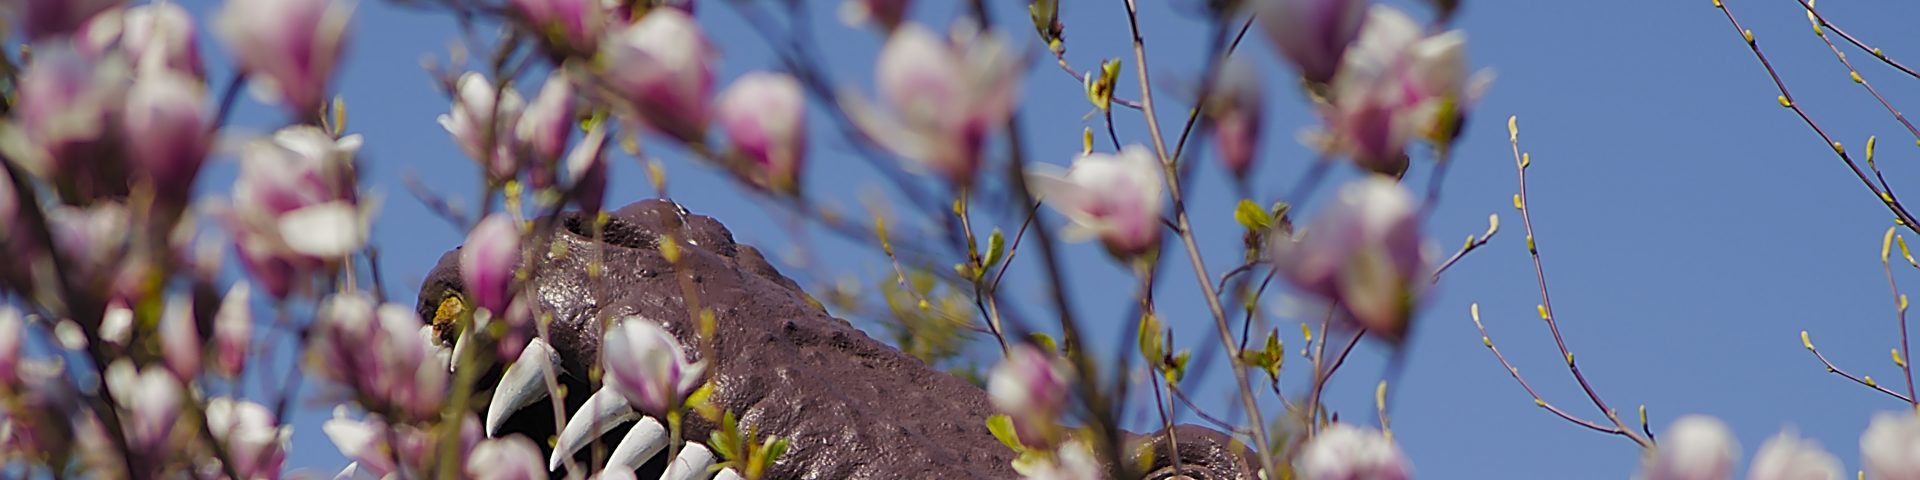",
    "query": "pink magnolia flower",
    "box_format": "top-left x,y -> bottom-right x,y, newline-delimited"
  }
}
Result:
716,72 -> 808,195
1019,439 -> 1103,480
10,42 -> 129,196
123,70 -> 210,204
325,409 -> 482,478
213,282 -> 254,377
1272,177 -> 1427,343
441,72 -> 526,182
839,0 -> 909,30
849,23 -> 1021,185
227,126 -> 365,298
79,3 -> 206,78
159,294 -> 201,380
517,73 -> 577,189
0,307 -> 19,384
596,8 -> 714,143
1749,430 -> 1842,480
311,293 -> 449,420
461,214 -> 522,315
202,397 -> 290,480
565,123 -> 610,214
46,202 -> 131,285
988,345 -> 1071,449
511,0 -> 608,56
467,437 -> 548,480
104,360 -> 182,460
1640,415 -> 1739,480
1295,423 -> 1410,480
214,0 -> 355,115
1257,0 -> 1367,84
1209,58 -> 1264,177
1025,145 -> 1165,257
601,318 -> 706,418
1317,6 -> 1491,174
1862,411 -> 1920,480
9,0 -> 119,41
